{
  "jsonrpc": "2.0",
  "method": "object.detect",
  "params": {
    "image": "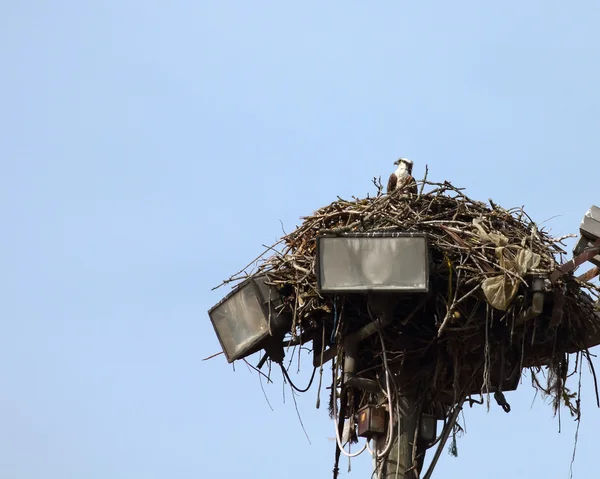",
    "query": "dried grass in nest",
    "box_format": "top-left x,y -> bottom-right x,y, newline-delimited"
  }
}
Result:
216,178 -> 600,420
